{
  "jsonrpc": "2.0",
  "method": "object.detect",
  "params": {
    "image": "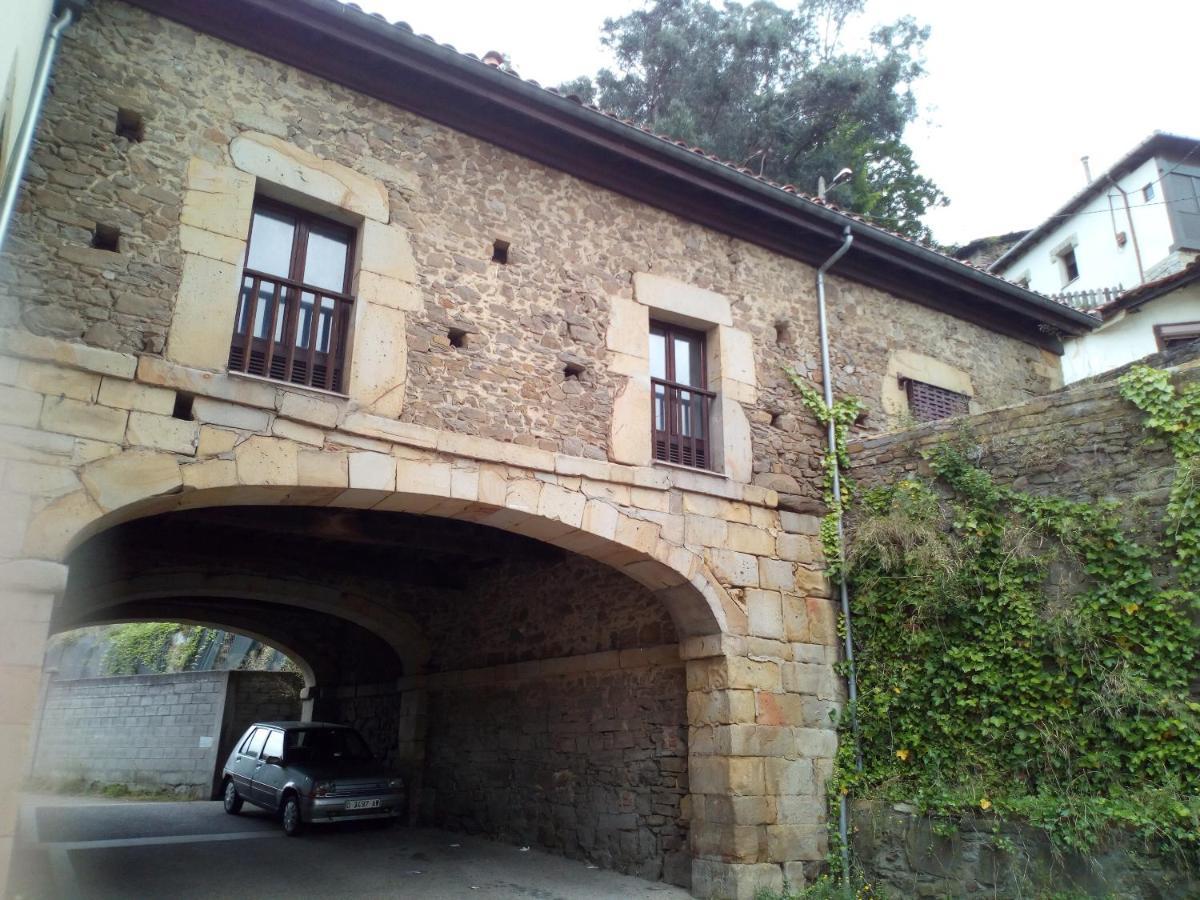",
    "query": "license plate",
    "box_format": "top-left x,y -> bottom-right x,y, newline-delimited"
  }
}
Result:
344,799 -> 381,811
